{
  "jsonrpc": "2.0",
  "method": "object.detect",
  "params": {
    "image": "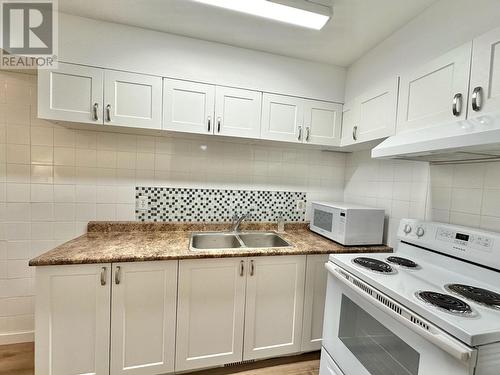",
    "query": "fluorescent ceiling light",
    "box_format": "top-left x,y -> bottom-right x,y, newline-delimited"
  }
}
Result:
191,0 -> 331,30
